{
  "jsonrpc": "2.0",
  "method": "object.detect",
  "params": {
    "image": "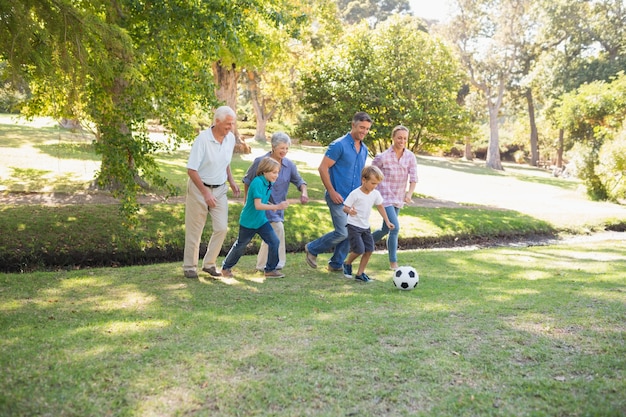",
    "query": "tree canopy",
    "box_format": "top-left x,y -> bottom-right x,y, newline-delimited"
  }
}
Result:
297,15 -> 469,155
0,0 -> 298,222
